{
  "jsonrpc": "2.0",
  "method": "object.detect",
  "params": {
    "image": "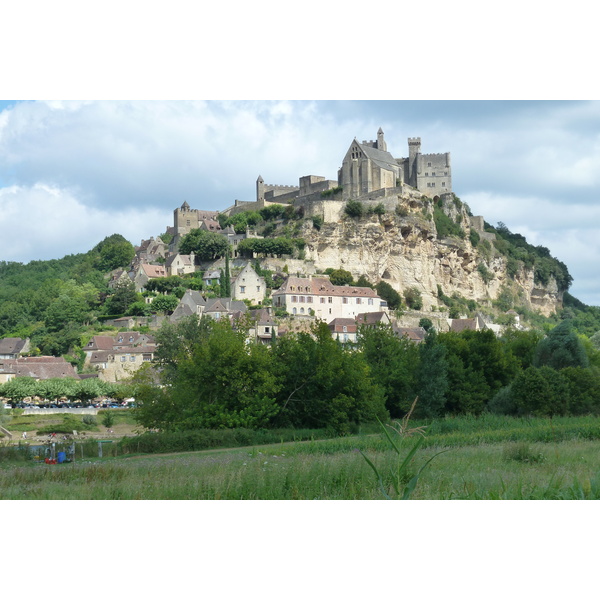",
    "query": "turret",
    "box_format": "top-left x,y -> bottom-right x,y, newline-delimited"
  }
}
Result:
377,127 -> 387,152
256,175 -> 264,202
